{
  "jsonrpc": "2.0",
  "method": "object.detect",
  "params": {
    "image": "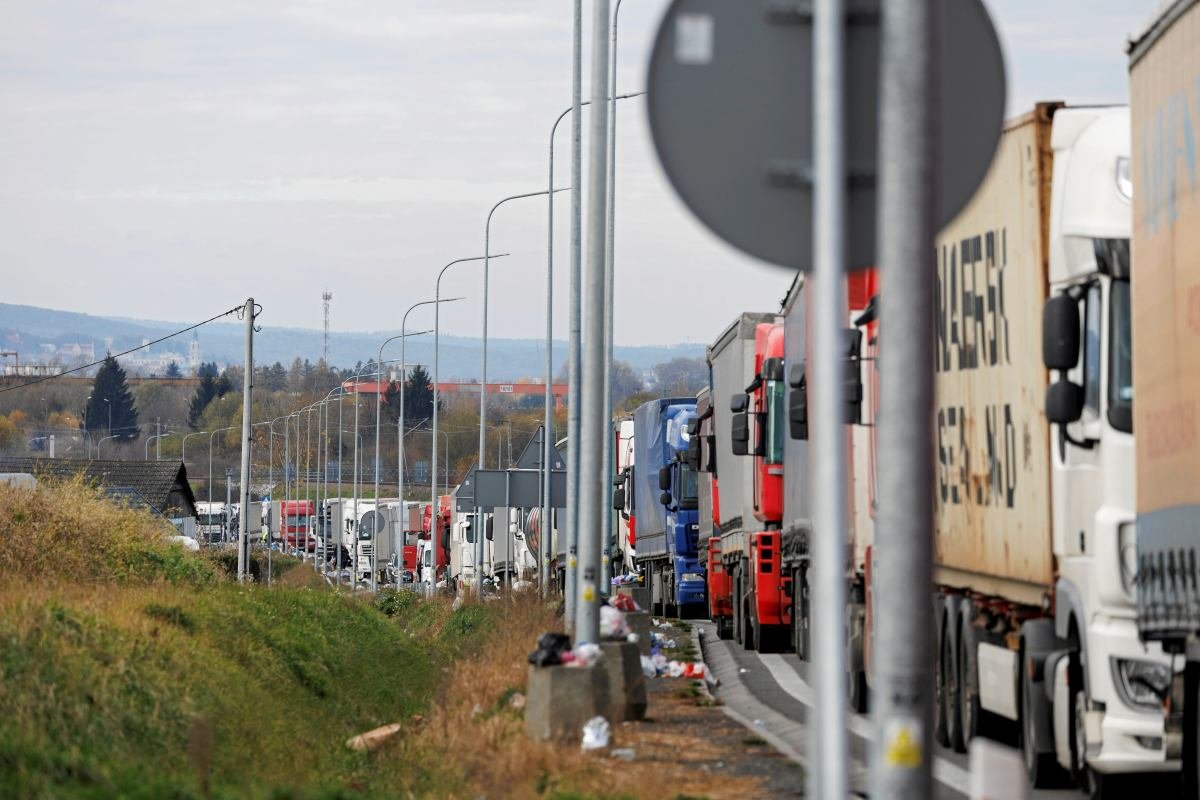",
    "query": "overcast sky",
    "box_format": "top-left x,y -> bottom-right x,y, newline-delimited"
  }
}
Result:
0,1 -> 1158,348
